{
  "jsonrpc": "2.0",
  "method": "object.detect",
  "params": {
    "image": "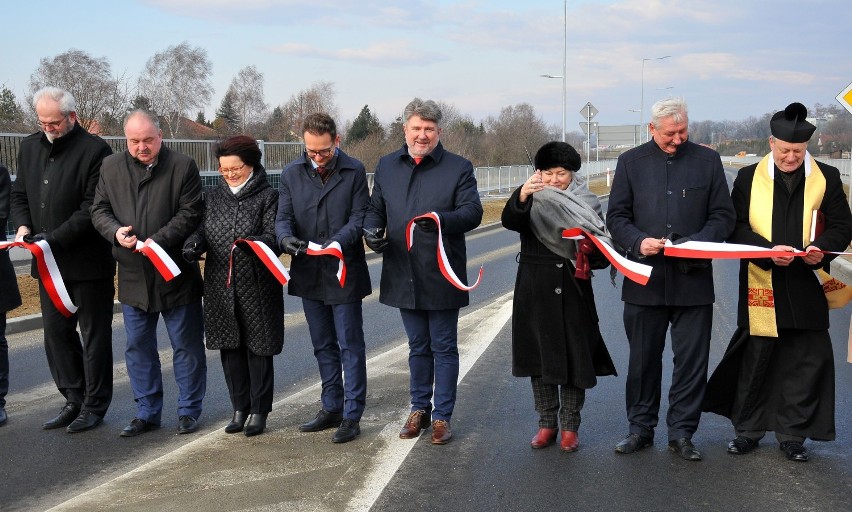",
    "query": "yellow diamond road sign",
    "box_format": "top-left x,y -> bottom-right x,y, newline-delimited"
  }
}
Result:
837,81 -> 852,115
